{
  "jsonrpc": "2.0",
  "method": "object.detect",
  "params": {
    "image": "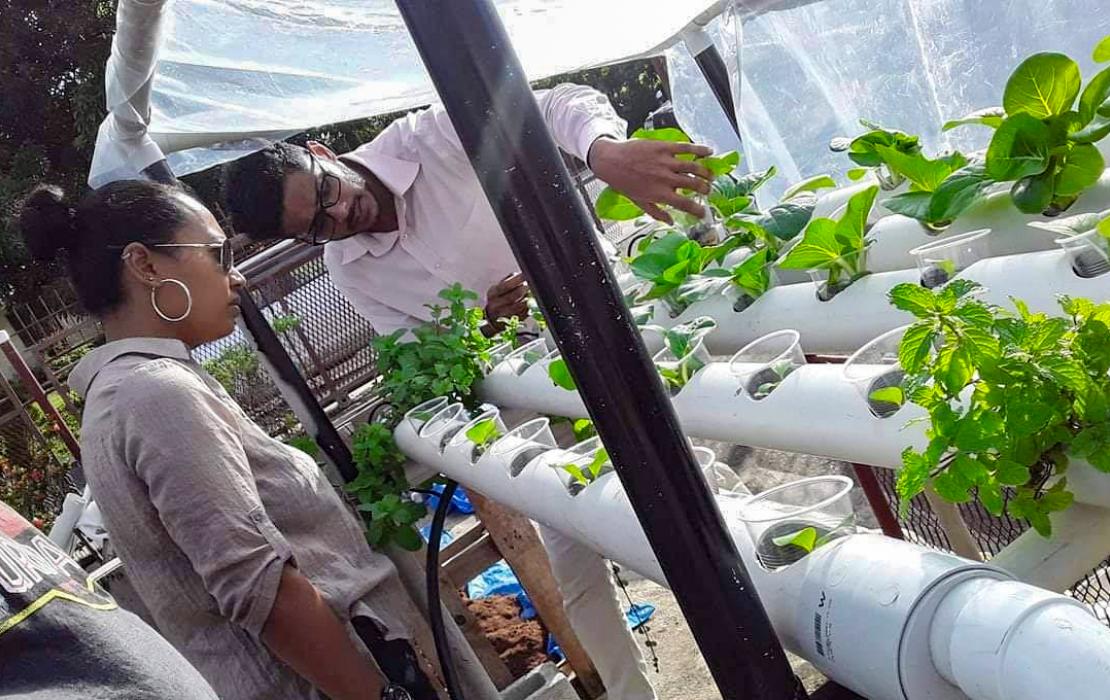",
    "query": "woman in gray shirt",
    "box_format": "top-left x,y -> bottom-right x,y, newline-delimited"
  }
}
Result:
20,181 -> 436,700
